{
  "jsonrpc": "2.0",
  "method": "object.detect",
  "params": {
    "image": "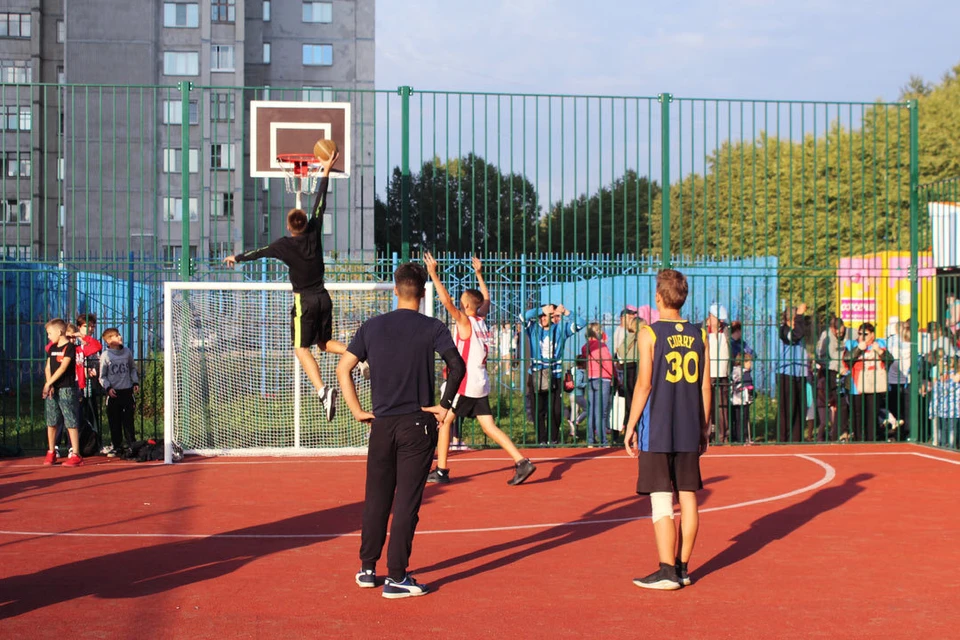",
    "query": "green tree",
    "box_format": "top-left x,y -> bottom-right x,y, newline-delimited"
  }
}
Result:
537,170 -> 659,256
374,154 -> 541,256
